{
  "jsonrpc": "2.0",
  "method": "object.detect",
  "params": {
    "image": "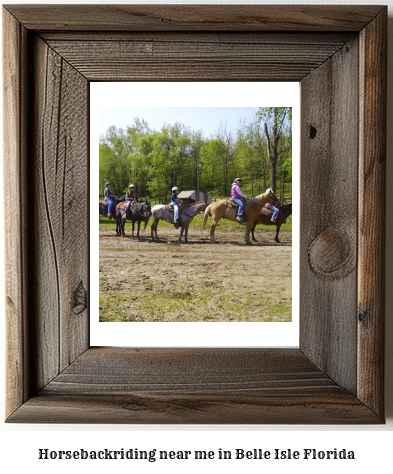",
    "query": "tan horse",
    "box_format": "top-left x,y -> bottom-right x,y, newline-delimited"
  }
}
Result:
201,188 -> 279,244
